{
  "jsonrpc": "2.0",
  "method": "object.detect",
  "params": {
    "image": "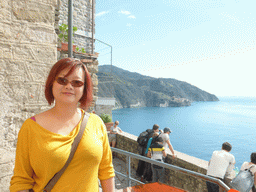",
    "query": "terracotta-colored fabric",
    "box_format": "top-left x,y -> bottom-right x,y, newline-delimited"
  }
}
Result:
228,189 -> 240,192
123,182 -> 188,192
